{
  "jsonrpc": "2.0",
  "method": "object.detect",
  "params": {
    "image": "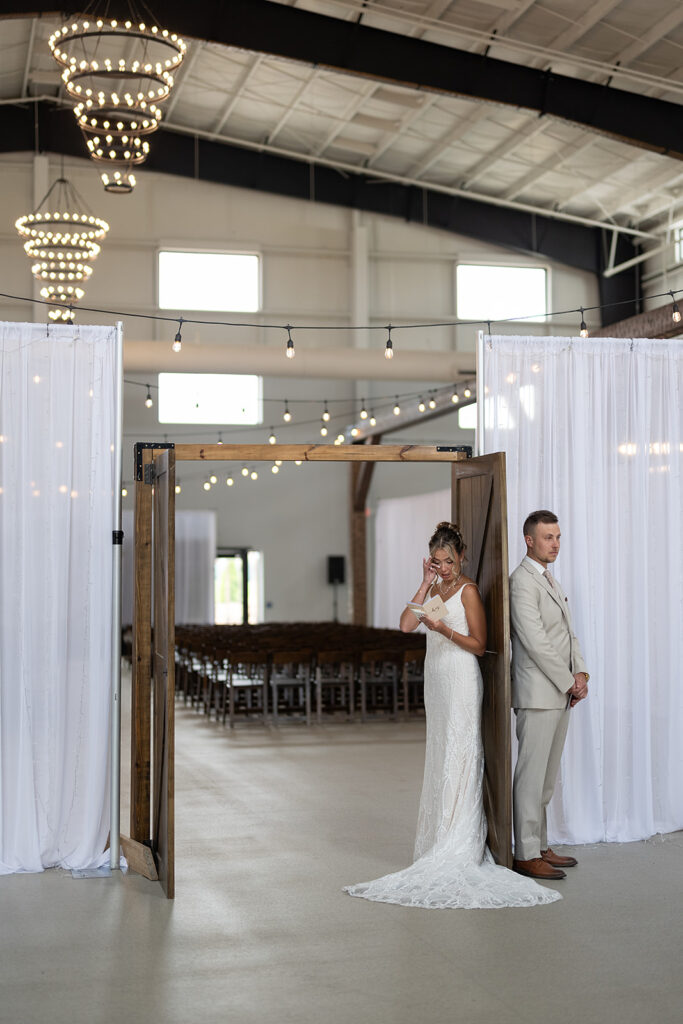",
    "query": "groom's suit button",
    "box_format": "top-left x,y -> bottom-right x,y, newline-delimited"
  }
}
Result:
513,857 -> 566,880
